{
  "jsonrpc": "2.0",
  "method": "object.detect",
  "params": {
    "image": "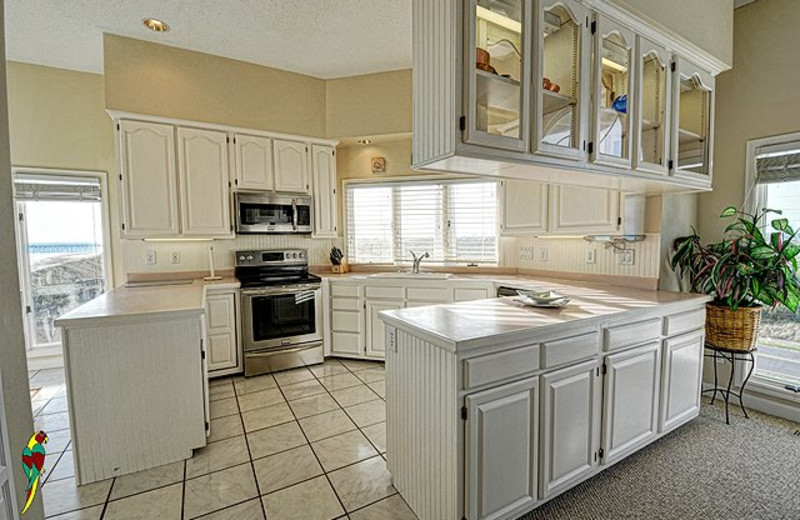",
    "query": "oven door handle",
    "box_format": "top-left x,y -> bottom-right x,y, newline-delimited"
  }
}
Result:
291,198 -> 298,231
246,344 -> 320,357
242,284 -> 320,297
